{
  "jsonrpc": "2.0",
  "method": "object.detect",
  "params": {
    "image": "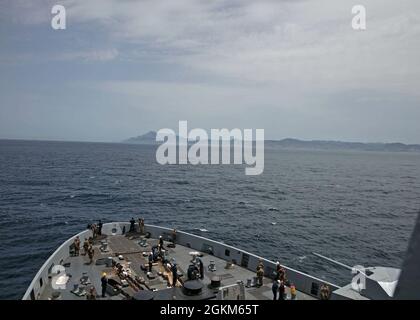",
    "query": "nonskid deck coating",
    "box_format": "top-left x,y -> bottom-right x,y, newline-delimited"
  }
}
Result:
39,234 -> 314,300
